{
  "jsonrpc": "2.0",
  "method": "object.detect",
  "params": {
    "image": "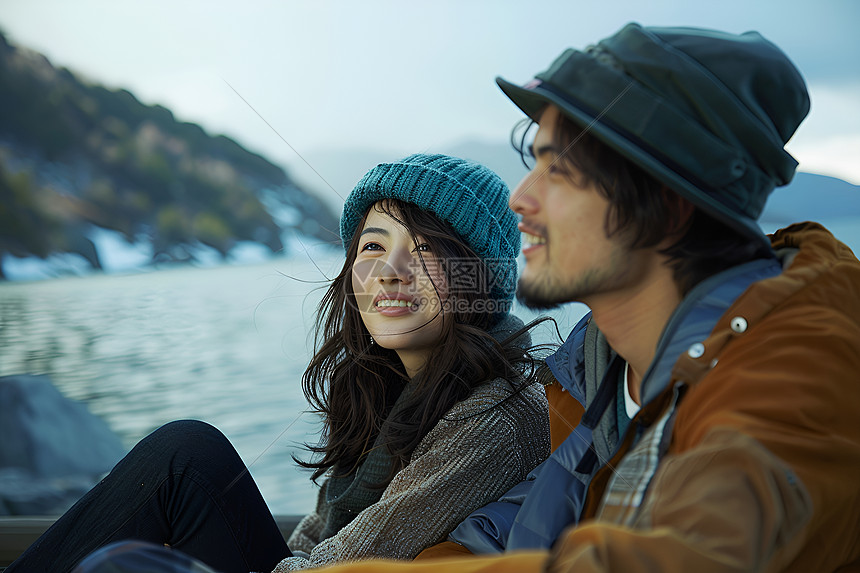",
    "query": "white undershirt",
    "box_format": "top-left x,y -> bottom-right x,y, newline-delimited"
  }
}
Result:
623,362 -> 641,419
